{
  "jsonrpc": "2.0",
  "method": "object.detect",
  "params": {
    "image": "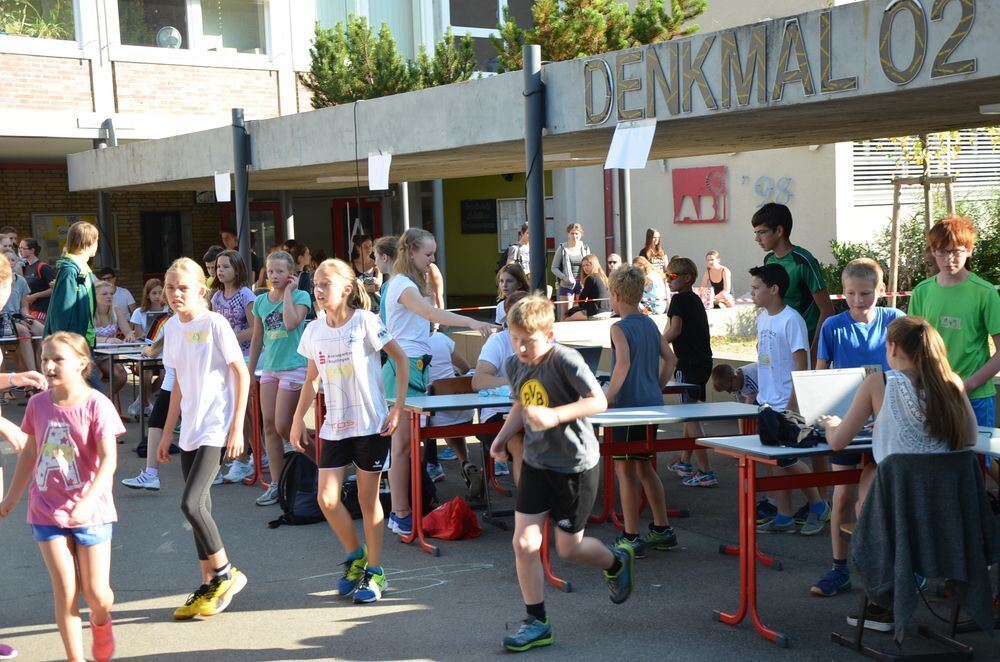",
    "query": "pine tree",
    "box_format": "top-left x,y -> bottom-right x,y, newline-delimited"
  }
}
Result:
492,0 -> 706,72
417,28 -> 478,87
